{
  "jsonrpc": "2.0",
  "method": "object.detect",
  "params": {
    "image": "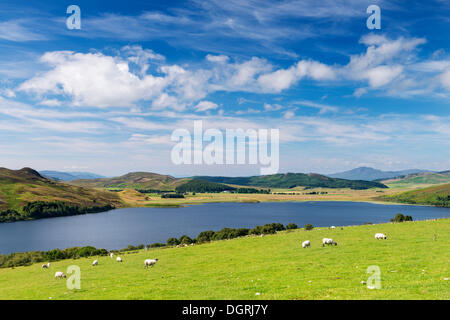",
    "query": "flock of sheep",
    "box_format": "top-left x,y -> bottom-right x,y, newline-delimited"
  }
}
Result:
48,251 -> 159,279
301,230 -> 387,248
47,227 -> 388,279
